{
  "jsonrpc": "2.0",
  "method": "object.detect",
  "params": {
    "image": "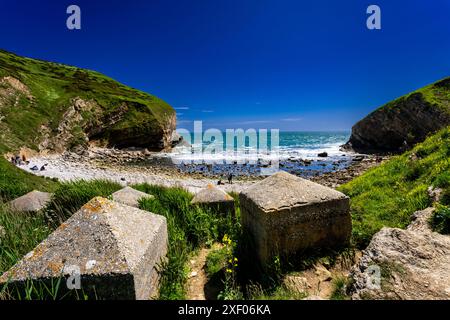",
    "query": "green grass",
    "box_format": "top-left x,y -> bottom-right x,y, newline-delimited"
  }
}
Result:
371,77 -> 450,116
0,157 -> 58,202
0,203 -> 51,275
430,204 -> 450,234
246,284 -> 307,300
339,126 -> 450,247
136,184 -> 239,300
330,276 -> 351,300
205,246 -> 228,277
